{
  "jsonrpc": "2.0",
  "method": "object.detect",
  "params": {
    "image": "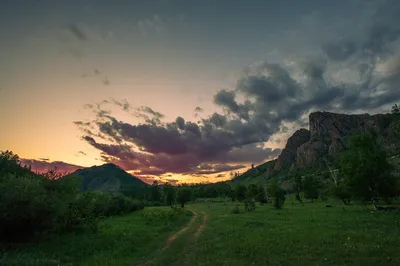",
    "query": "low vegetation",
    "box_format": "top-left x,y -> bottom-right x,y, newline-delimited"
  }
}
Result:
0,151 -> 144,245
